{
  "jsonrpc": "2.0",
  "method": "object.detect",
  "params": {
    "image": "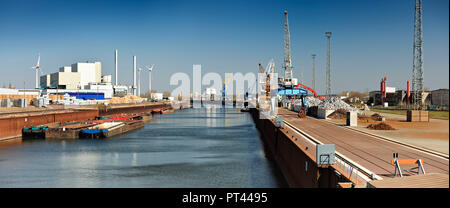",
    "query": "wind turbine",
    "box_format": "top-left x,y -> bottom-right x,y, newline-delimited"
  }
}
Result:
138,67 -> 142,96
145,64 -> 155,97
30,53 -> 40,89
